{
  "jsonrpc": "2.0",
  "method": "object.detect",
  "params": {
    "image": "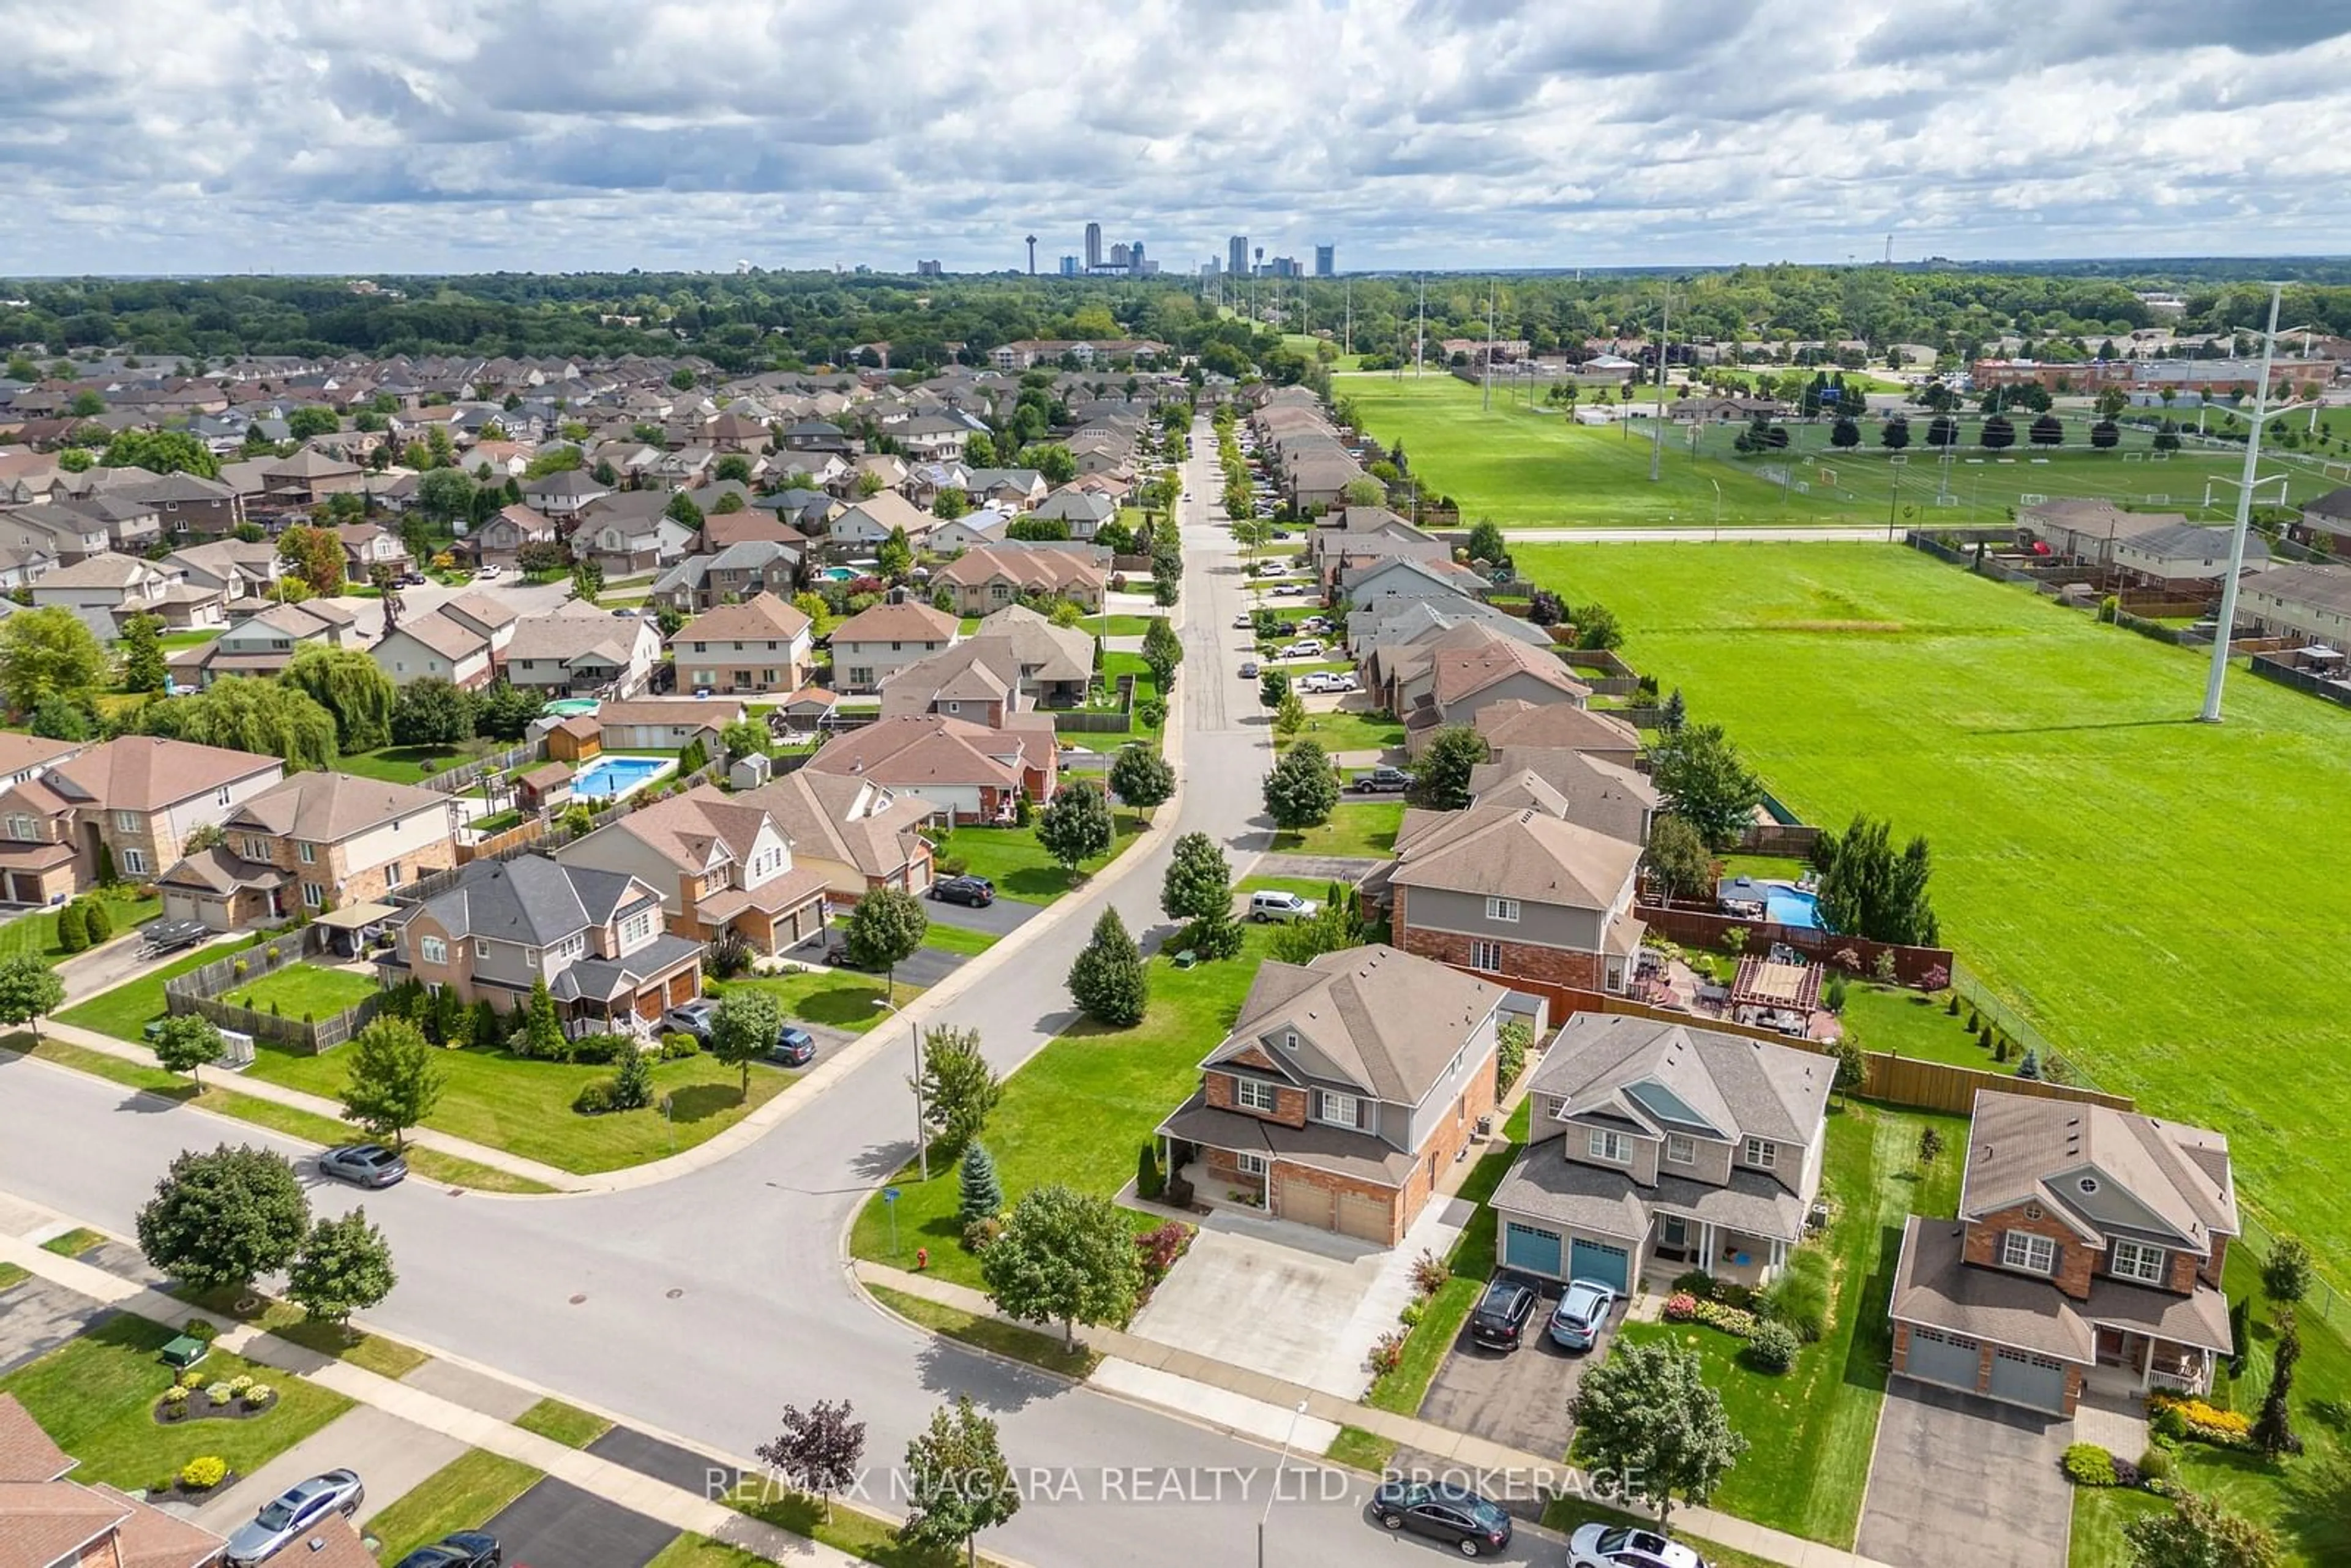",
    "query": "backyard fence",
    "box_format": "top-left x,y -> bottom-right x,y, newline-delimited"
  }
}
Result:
1857,1054 -> 2134,1117
2234,1207 -> 2351,1343
163,926 -> 384,1055
1052,674 -> 1139,734
1945,960 -> 2103,1091
1637,902 -> 1955,989
1737,822 -> 1823,858
1554,649 -> 1640,697
418,736 -> 549,796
